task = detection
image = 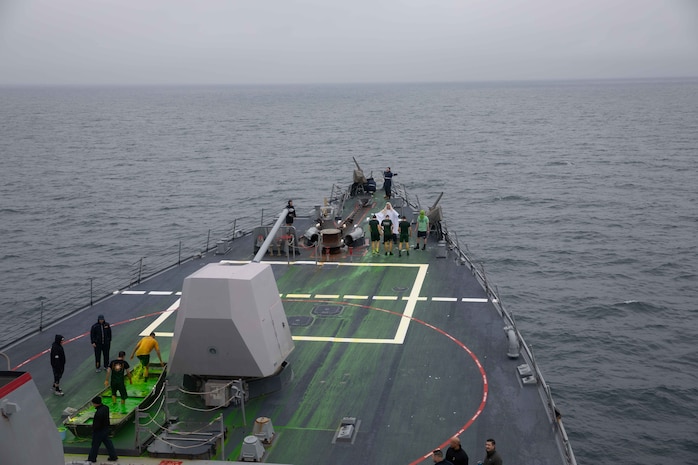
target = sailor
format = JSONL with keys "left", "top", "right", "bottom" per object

{"left": 383, "top": 167, "right": 396, "bottom": 199}
{"left": 105, "top": 350, "right": 132, "bottom": 406}
{"left": 482, "top": 438, "right": 503, "bottom": 465}
{"left": 445, "top": 436, "right": 469, "bottom": 465}
{"left": 130, "top": 332, "right": 164, "bottom": 380}
{"left": 50, "top": 334, "right": 66, "bottom": 396}
{"left": 285, "top": 199, "right": 296, "bottom": 226}
{"left": 368, "top": 214, "right": 381, "bottom": 255}
{"left": 90, "top": 314, "right": 112, "bottom": 372}
{"left": 381, "top": 214, "right": 394, "bottom": 255}
{"left": 431, "top": 448, "right": 454, "bottom": 465}
{"left": 415, "top": 209, "right": 429, "bottom": 250}
{"left": 87, "top": 396, "right": 118, "bottom": 463}
{"left": 398, "top": 215, "right": 411, "bottom": 257}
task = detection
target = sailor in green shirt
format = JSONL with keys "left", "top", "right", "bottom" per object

{"left": 398, "top": 215, "right": 411, "bottom": 257}
{"left": 368, "top": 214, "right": 381, "bottom": 255}
{"left": 415, "top": 209, "right": 429, "bottom": 250}
{"left": 381, "top": 216, "right": 394, "bottom": 255}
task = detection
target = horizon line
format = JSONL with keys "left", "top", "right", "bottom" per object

{"left": 1, "top": 75, "right": 697, "bottom": 89}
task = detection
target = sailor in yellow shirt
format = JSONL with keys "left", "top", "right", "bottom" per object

{"left": 130, "top": 332, "right": 164, "bottom": 379}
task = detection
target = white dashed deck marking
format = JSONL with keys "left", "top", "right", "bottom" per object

{"left": 129, "top": 260, "right": 489, "bottom": 344}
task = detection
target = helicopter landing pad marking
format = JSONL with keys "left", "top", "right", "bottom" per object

{"left": 285, "top": 261, "right": 428, "bottom": 344}
{"left": 129, "top": 261, "right": 488, "bottom": 345}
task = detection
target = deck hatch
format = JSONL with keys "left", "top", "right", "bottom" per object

{"left": 311, "top": 305, "right": 343, "bottom": 316}
{"left": 333, "top": 416, "right": 360, "bottom": 444}
{"left": 288, "top": 316, "right": 314, "bottom": 327}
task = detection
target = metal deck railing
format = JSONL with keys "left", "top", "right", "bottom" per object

{"left": 441, "top": 221, "right": 578, "bottom": 465}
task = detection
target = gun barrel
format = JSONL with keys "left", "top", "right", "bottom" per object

{"left": 430, "top": 192, "right": 444, "bottom": 211}
{"left": 352, "top": 156, "right": 362, "bottom": 171}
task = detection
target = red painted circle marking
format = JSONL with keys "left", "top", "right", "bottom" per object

{"left": 287, "top": 299, "right": 488, "bottom": 465}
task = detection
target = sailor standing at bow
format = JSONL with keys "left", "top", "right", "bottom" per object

{"left": 383, "top": 167, "right": 396, "bottom": 199}
{"left": 285, "top": 199, "right": 296, "bottom": 226}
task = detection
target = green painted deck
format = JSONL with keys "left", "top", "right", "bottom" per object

{"left": 63, "top": 364, "right": 166, "bottom": 437}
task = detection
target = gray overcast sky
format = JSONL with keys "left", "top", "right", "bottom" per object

{"left": 1, "top": 0, "right": 697, "bottom": 85}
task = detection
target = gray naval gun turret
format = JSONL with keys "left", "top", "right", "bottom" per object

{"left": 168, "top": 261, "right": 294, "bottom": 407}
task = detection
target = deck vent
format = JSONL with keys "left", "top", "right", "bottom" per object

{"left": 253, "top": 416, "right": 276, "bottom": 444}
{"left": 312, "top": 305, "right": 343, "bottom": 316}
{"left": 517, "top": 364, "right": 532, "bottom": 377}
{"left": 215, "top": 240, "right": 228, "bottom": 255}
{"left": 504, "top": 326, "right": 520, "bottom": 359}
{"left": 240, "top": 435, "right": 265, "bottom": 462}
{"left": 517, "top": 364, "right": 537, "bottom": 385}
{"left": 333, "top": 416, "right": 360, "bottom": 443}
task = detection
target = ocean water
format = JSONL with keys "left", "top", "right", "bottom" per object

{"left": 1, "top": 79, "right": 697, "bottom": 464}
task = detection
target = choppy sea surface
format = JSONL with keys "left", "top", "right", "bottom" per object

{"left": 1, "top": 79, "right": 697, "bottom": 464}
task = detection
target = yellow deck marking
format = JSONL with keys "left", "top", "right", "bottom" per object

{"left": 372, "top": 295, "right": 398, "bottom": 301}
{"left": 343, "top": 295, "right": 369, "bottom": 300}
{"left": 287, "top": 293, "right": 312, "bottom": 298}
{"left": 315, "top": 294, "right": 340, "bottom": 299}
{"left": 393, "top": 264, "right": 428, "bottom": 344}
{"left": 293, "top": 336, "right": 392, "bottom": 344}
{"left": 138, "top": 298, "right": 179, "bottom": 338}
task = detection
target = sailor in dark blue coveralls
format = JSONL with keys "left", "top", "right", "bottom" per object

{"left": 90, "top": 314, "right": 112, "bottom": 372}
{"left": 87, "top": 396, "right": 118, "bottom": 463}
{"left": 285, "top": 199, "right": 296, "bottom": 225}
{"left": 383, "top": 167, "right": 396, "bottom": 199}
